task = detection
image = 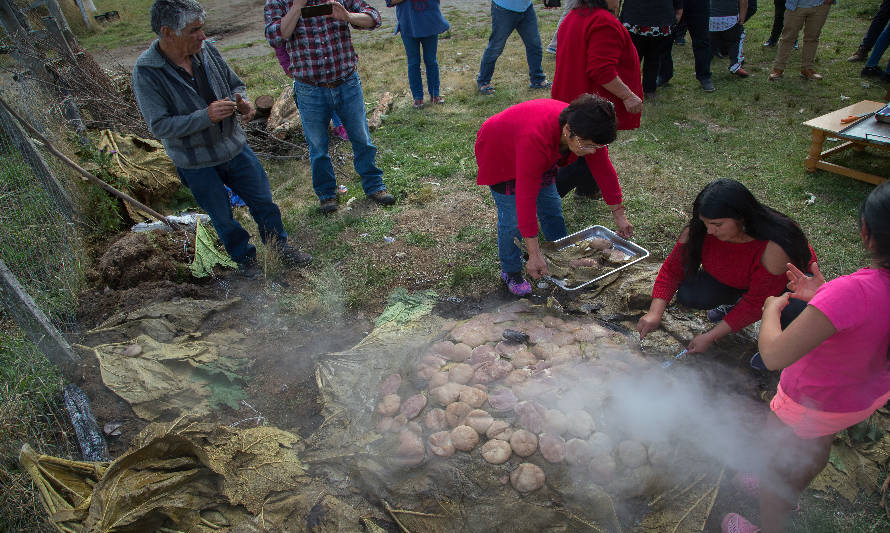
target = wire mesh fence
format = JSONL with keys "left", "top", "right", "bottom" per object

{"left": 0, "top": 85, "right": 85, "bottom": 333}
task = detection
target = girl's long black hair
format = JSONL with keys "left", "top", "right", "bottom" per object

{"left": 685, "top": 179, "right": 811, "bottom": 276}
{"left": 860, "top": 181, "right": 890, "bottom": 271}
{"left": 859, "top": 182, "right": 890, "bottom": 362}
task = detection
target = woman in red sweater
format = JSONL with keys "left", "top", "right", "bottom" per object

{"left": 551, "top": 0, "right": 642, "bottom": 239}
{"left": 636, "top": 179, "right": 815, "bottom": 355}
{"left": 476, "top": 95, "right": 617, "bottom": 296}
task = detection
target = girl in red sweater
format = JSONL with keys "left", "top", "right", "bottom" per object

{"left": 637, "top": 179, "right": 814, "bottom": 354}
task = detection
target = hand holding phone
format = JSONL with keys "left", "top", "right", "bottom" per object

{"left": 301, "top": 3, "right": 333, "bottom": 17}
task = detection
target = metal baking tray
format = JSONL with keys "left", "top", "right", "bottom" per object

{"left": 544, "top": 225, "right": 649, "bottom": 291}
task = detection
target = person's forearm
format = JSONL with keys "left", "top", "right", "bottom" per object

{"left": 757, "top": 307, "right": 783, "bottom": 356}
{"left": 601, "top": 76, "right": 635, "bottom": 101}
{"left": 525, "top": 236, "right": 541, "bottom": 257}
{"left": 348, "top": 12, "right": 375, "bottom": 28}
{"left": 279, "top": 1, "right": 305, "bottom": 40}
{"left": 705, "top": 321, "right": 733, "bottom": 342}
{"left": 648, "top": 297, "right": 668, "bottom": 316}
{"left": 739, "top": 0, "right": 748, "bottom": 23}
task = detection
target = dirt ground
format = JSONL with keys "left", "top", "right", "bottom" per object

{"left": 97, "top": 0, "right": 489, "bottom": 68}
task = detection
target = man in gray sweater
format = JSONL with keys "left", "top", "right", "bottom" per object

{"left": 133, "top": 0, "right": 311, "bottom": 272}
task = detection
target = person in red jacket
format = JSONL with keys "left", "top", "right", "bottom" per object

{"left": 551, "top": 0, "right": 641, "bottom": 238}
{"left": 475, "top": 95, "right": 617, "bottom": 296}
{"left": 637, "top": 179, "right": 816, "bottom": 355}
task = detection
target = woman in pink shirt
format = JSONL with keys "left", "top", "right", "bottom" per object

{"left": 475, "top": 94, "right": 617, "bottom": 296}
{"left": 723, "top": 182, "right": 890, "bottom": 533}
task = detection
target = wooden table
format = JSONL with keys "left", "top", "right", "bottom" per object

{"left": 802, "top": 100, "right": 888, "bottom": 185}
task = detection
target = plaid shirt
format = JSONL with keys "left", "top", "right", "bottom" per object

{"left": 264, "top": 0, "right": 381, "bottom": 84}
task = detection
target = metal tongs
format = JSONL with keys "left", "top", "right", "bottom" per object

{"left": 662, "top": 349, "right": 688, "bottom": 369}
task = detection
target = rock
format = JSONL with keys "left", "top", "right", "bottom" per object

{"left": 428, "top": 431, "right": 455, "bottom": 457}
{"left": 565, "top": 410, "right": 595, "bottom": 438}
{"left": 449, "top": 363, "right": 475, "bottom": 384}
{"left": 429, "top": 382, "right": 463, "bottom": 405}
{"left": 542, "top": 409, "right": 569, "bottom": 435}
{"left": 510, "top": 463, "right": 545, "bottom": 492}
{"left": 423, "top": 408, "right": 447, "bottom": 432}
{"left": 509, "top": 429, "right": 538, "bottom": 457}
{"left": 379, "top": 373, "right": 401, "bottom": 396}
{"left": 565, "top": 438, "right": 594, "bottom": 465}
{"left": 458, "top": 386, "right": 487, "bottom": 408}
{"left": 376, "top": 394, "right": 400, "bottom": 417}
{"left": 487, "top": 386, "right": 518, "bottom": 412}
{"left": 464, "top": 409, "right": 493, "bottom": 434}
{"left": 539, "top": 433, "right": 566, "bottom": 463}
{"left": 617, "top": 440, "right": 648, "bottom": 469}
{"left": 450, "top": 425, "right": 479, "bottom": 452}
{"left": 445, "top": 401, "right": 472, "bottom": 427}
{"left": 396, "top": 429, "right": 425, "bottom": 465}
{"left": 486, "top": 420, "right": 513, "bottom": 441}
{"left": 481, "top": 439, "right": 512, "bottom": 464}
{"left": 399, "top": 394, "right": 427, "bottom": 420}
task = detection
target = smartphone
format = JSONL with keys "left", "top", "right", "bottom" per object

{"left": 301, "top": 3, "right": 333, "bottom": 17}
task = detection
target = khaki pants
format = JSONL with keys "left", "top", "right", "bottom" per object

{"left": 773, "top": 2, "right": 831, "bottom": 71}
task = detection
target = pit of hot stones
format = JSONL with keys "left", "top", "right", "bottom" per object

{"left": 374, "top": 300, "right": 674, "bottom": 499}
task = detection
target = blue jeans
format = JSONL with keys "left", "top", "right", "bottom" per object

{"left": 477, "top": 2, "right": 546, "bottom": 87}
{"left": 865, "top": 22, "right": 890, "bottom": 70}
{"left": 401, "top": 34, "right": 440, "bottom": 100}
{"left": 490, "top": 183, "right": 567, "bottom": 273}
{"left": 293, "top": 72, "right": 386, "bottom": 201}
{"left": 176, "top": 146, "right": 286, "bottom": 264}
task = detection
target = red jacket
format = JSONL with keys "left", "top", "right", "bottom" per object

{"left": 475, "top": 99, "right": 620, "bottom": 238}
{"left": 551, "top": 7, "right": 642, "bottom": 131}
{"left": 653, "top": 235, "right": 817, "bottom": 331}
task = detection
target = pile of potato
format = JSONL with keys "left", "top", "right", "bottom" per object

{"left": 374, "top": 302, "right": 671, "bottom": 496}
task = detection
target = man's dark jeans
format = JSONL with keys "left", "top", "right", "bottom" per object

{"left": 176, "top": 145, "right": 287, "bottom": 264}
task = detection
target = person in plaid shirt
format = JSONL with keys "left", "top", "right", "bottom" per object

{"left": 264, "top": 0, "right": 396, "bottom": 214}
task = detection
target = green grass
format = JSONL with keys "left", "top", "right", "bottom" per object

{"left": 0, "top": 325, "right": 70, "bottom": 533}
{"left": 69, "top": 0, "right": 157, "bottom": 51}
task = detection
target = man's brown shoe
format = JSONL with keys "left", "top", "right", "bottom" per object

{"left": 800, "top": 69, "right": 823, "bottom": 81}
{"left": 319, "top": 197, "right": 338, "bottom": 214}
{"left": 768, "top": 68, "right": 783, "bottom": 81}
{"left": 368, "top": 189, "right": 395, "bottom": 206}
{"left": 848, "top": 46, "right": 868, "bottom": 62}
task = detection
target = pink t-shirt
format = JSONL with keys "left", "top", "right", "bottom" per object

{"left": 779, "top": 267, "right": 890, "bottom": 413}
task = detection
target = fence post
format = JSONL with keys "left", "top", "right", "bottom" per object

{"left": 0, "top": 97, "right": 75, "bottom": 221}
{"left": 0, "top": 259, "right": 80, "bottom": 366}
{"left": 73, "top": 0, "right": 92, "bottom": 30}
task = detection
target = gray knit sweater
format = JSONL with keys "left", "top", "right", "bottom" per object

{"left": 132, "top": 41, "right": 248, "bottom": 169}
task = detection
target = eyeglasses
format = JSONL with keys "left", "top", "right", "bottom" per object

{"left": 569, "top": 132, "right": 605, "bottom": 152}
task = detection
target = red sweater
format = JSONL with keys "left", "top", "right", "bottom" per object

{"left": 551, "top": 7, "right": 642, "bottom": 131}
{"left": 652, "top": 235, "right": 817, "bottom": 331}
{"left": 475, "top": 99, "right": 621, "bottom": 238}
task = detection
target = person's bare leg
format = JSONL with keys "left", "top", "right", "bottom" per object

{"left": 759, "top": 412, "right": 833, "bottom": 533}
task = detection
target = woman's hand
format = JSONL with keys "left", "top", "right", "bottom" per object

{"left": 763, "top": 293, "right": 791, "bottom": 319}
{"left": 636, "top": 311, "right": 662, "bottom": 339}
{"left": 526, "top": 251, "right": 548, "bottom": 279}
{"left": 686, "top": 332, "right": 716, "bottom": 353}
{"left": 786, "top": 262, "right": 825, "bottom": 302}
{"left": 623, "top": 93, "right": 643, "bottom": 114}
{"left": 611, "top": 207, "right": 633, "bottom": 238}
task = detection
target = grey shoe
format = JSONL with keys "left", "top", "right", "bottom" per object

{"left": 700, "top": 78, "right": 716, "bottom": 92}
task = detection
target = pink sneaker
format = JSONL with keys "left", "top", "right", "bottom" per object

{"left": 334, "top": 125, "right": 348, "bottom": 140}
{"left": 721, "top": 513, "right": 760, "bottom": 533}
{"left": 501, "top": 271, "right": 532, "bottom": 296}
